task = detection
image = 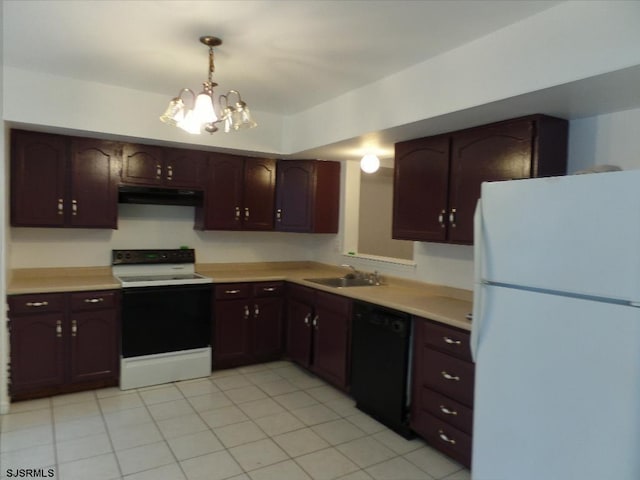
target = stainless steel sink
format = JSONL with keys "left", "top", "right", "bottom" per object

{"left": 304, "top": 277, "right": 376, "bottom": 288}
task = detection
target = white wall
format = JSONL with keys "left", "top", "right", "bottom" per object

{"left": 10, "top": 205, "right": 324, "bottom": 268}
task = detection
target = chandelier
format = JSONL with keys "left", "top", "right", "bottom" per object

{"left": 160, "top": 36, "right": 257, "bottom": 134}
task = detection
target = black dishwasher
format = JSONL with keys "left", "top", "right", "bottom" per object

{"left": 351, "top": 301, "right": 413, "bottom": 438}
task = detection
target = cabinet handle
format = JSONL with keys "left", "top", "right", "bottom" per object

{"left": 441, "top": 371, "right": 461, "bottom": 381}
{"left": 438, "top": 429, "right": 457, "bottom": 445}
{"left": 71, "top": 319, "right": 77, "bottom": 337}
{"left": 443, "top": 336, "right": 462, "bottom": 345}
{"left": 449, "top": 208, "right": 457, "bottom": 228}
{"left": 224, "top": 289, "right": 241, "bottom": 294}
{"left": 235, "top": 206, "right": 241, "bottom": 221}
{"left": 303, "top": 313, "right": 311, "bottom": 326}
{"left": 244, "top": 305, "right": 250, "bottom": 319}
{"left": 438, "top": 209, "right": 446, "bottom": 228}
{"left": 156, "top": 164, "right": 162, "bottom": 179}
{"left": 57, "top": 198, "right": 64, "bottom": 215}
{"left": 84, "top": 297, "right": 104, "bottom": 303}
{"left": 254, "top": 304, "right": 260, "bottom": 317}
{"left": 262, "top": 287, "right": 276, "bottom": 292}
{"left": 244, "top": 207, "right": 250, "bottom": 220}
{"left": 72, "top": 199, "right": 78, "bottom": 216}
{"left": 312, "top": 315, "right": 319, "bottom": 329}
{"left": 26, "top": 301, "right": 49, "bottom": 308}
{"left": 56, "top": 320, "right": 63, "bottom": 338}
{"left": 439, "top": 405, "right": 458, "bottom": 416}
{"left": 276, "top": 209, "right": 282, "bottom": 221}
{"left": 167, "top": 165, "right": 173, "bottom": 180}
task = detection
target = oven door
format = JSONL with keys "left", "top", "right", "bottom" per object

{"left": 121, "top": 284, "right": 211, "bottom": 358}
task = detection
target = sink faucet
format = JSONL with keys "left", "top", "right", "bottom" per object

{"left": 341, "top": 264, "right": 362, "bottom": 279}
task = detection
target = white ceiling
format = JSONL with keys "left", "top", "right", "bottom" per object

{"left": 3, "top": 0, "right": 640, "bottom": 160}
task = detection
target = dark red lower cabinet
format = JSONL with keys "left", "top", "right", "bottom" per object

{"left": 8, "top": 290, "right": 120, "bottom": 400}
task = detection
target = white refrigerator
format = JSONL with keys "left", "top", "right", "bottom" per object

{"left": 471, "top": 170, "right": 640, "bottom": 480}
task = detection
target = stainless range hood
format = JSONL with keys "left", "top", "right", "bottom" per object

{"left": 118, "top": 185, "right": 204, "bottom": 207}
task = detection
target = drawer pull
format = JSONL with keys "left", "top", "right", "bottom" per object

{"left": 26, "top": 301, "right": 49, "bottom": 307}
{"left": 443, "top": 336, "right": 462, "bottom": 345}
{"left": 262, "top": 287, "right": 277, "bottom": 292}
{"left": 303, "top": 313, "right": 311, "bottom": 326}
{"left": 439, "top": 405, "right": 458, "bottom": 416}
{"left": 71, "top": 319, "right": 78, "bottom": 337}
{"left": 441, "top": 371, "right": 460, "bottom": 381}
{"left": 84, "top": 297, "right": 104, "bottom": 303}
{"left": 225, "top": 289, "right": 241, "bottom": 294}
{"left": 56, "top": 320, "right": 63, "bottom": 338}
{"left": 438, "top": 429, "right": 457, "bottom": 445}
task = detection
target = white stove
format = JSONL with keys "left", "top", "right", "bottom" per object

{"left": 112, "top": 249, "right": 213, "bottom": 390}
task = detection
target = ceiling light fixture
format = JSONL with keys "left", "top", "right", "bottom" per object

{"left": 360, "top": 153, "right": 380, "bottom": 173}
{"left": 160, "top": 36, "right": 257, "bottom": 134}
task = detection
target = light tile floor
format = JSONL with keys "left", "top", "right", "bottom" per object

{"left": 0, "top": 361, "right": 471, "bottom": 480}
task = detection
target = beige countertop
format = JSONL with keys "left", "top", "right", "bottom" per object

{"left": 7, "top": 261, "right": 473, "bottom": 331}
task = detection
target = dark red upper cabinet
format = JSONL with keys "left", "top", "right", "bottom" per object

{"left": 243, "top": 158, "right": 276, "bottom": 230}
{"left": 120, "top": 143, "right": 164, "bottom": 186}
{"left": 196, "top": 154, "right": 275, "bottom": 231}
{"left": 11, "top": 130, "right": 118, "bottom": 229}
{"left": 275, "top": 160, "right": 340, "bottom": 233}
{"left": 11, "top": 130, "right": 67, "bottom": 227}
{"left": 121, "top": 143, "right": 204, "bottom": 188}
{"left": 70, "top": 138, "right": 119, "bottom": 228}
{"left": 393, "top": 135, "right": 450, "bottom": 242}
{"left": 393, "top": 115, "right": 568, "bottom": 244}
{"left": 164, "top": 147, "right": 207, "bottom": 188}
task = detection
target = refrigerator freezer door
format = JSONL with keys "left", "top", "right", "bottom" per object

{"left": 479, "top": 170, "right": 640, "bottom": 302}
{"left": 472, "top": 285, "right": 640, "bottom": 480}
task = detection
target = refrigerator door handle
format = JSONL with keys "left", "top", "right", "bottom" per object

{"left": 471, "top": 199, "right": 485, "bottom": 362}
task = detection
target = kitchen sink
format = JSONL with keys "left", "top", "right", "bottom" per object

{"left": 304, "top": 277, "right": 377, "bottom": 288}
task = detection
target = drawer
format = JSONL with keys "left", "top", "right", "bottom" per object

{"left": 413, "top": 412, "right": 472, "bottom": 468}
{"left": 252, "top": 282, "right": 284, "bottom": 298}
{"left": 420, "top": 319, "right": 471, "bottom": 361}
{"left": 421, "top": 348, "right": 475, "bottom": 406}
{"left": 8, "top": 293, "right": 66, "bottom": 315}
{"left": 417, "top": 387, "right": 473, "bottom": 434}
{"left": 215, "top": 283, "right": 251, "bottom": 300}
{"left": 70, "top": 290, "right": 118, "bottom": 311}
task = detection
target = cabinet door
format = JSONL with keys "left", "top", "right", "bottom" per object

{"left": 213, "top": 299, "right": 252, "bottom": 368}
{"left": 393, "top": 135, "right": 450, "bottom": 241}
{"left": 121, "top": 143, "right": 165, "bottom": 185}
{"left": 10, "top": 130, "right": 67, "bottom": 227}
{"left": 312, "top": 293, "right": 351, "bottom": 388}
{"left": 243, "top": 158, "right": 276, "bottom": 230}
{"left": 286, "top": 294, "right": 314, "bottom": 368}
{"left": 69, "top": 309, "right": 119, "bottom": 384}
{"left": 9, "top": 314, "right": 66, "bottom": 394}
{"left": 69, "top": 138, "right": 119, "bottom": 228}
{"left": 448, "top": 120, "right": 533, "bottom": 244}
{"left": 252, "top": 297, "right": 283, "bottom": 361}
{"left": 275, "top": 160, "right": 316, "bottom": 232}
{"left": 203, "top": 154, "right": 245, "bottom": 230}
{"left": 165, "top": 148, "right": 206, "bottom": 188}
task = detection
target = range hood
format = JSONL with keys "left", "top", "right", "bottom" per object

{"left": 118, "top": 185, "right": 204, "bottom": 207}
